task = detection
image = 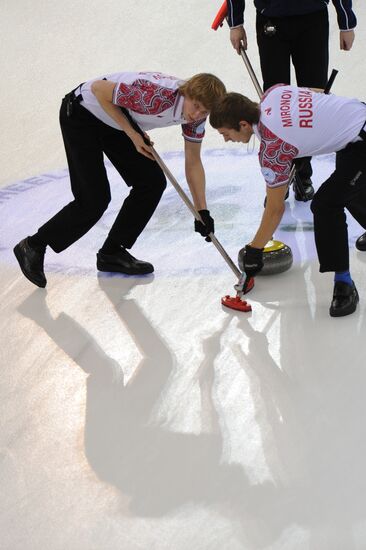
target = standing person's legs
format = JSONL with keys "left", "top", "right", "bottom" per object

{"left": 256, "top": 13, "right": 292, "bottom": 204}
{"left": 292, "top": 10, "right": 329, "bottom": 89}
{"left": 96, "top": 128, "right": 167, "bottom": 274}
{"left": 310, "top": 142, "right": 366, "bottom": 316}
{"left": 291, "top": 9, "right": 329, "bottom": 189}
{"left": 256, "top": 13, "right": 314, "bottom": 201}
{"left": 256, "top": 13, "right": 292, "bottom": 91}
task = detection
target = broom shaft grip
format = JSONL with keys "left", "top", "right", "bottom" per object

{"left": 240, "top": 48, "right": 263, "bottom": 98}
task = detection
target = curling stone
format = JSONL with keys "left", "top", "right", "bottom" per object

{"left": 238, "top": 240, "right": 293, "bottom": 276}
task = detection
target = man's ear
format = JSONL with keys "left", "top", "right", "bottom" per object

{"left": 239, "top": 120, "right": 250, "bottom": 130}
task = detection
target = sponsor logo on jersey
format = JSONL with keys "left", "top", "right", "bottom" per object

{"left": 261, "top": 166, "right": 276, "bottom": 183}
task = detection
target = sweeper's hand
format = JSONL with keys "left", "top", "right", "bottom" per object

{"left": 235, "top": 271, "right": 255, "bottom": 295}
{"left": 243, "top": 245, "right": 264, "bottom": 277}
{"left": 195, "top": 210, "right": 214, "bottom": 242}
{"left": 130, "top": 131, "right": 155, "bottom": 161}
{"left": 340, "top": 30, "right": 355, "bottom": 51}
{"left": 230, "top": 26, "right": 248, "bottom": 54}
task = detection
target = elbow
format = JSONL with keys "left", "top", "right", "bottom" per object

{"left": 91, "top": 80, "right": 109, "bottom": 99}
{"left": 91, "top": 80, "right": 101, "bottom": 96}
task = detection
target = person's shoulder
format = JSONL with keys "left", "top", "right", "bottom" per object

{"left": 134, "top": 71, "right": 181, "bottom": 88}
{"left": 261, "top": 83, "right": 289, "bottom": 102}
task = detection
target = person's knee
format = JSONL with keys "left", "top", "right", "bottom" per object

{"left": 311, "top": 192, "right": 330, "bottom": 216}
{"left": 143, "top": 171, "right": 167, "bottom": 199}
{"left": 84, "top": 193, "right": 111, "bottom": 220}
{"left": 311, "top": 192, "right": 347, "bottom": 227}
{"left": 128, "top": 169, "right": 166, "bottom": 200}
{"left": 154, "top": 172, "right": 167, "bottom": 196}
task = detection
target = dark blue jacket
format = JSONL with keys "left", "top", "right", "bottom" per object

{"left": 227, "top": 0, "right": 357, "bottom": 30}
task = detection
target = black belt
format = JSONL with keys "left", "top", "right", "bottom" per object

{"left": 359, "top": 102, "right": 366, "bottom": 140}
{"left": 359, "top": 120, "right": 366, "bottom": 141}
{"left": 63, "top": 82, "right": 84, "bottom": 117}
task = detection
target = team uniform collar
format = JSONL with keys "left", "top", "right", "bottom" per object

{"left": 252, "top": 123, "right": 260, "bottom": 140}
{"left": 173, "top": 93, "right": 186, "bottom": 122}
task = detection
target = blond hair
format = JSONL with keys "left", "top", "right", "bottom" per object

{"left": 179, "top": 73, "right": 226, "bottom": 111}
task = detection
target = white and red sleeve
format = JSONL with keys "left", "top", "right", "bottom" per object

{"left": 258, "top": 122, "right": 298, "bottom": 188}
{"left": 113, "top": 79, "right": 177, "bottom": 115}
{"left": 181, "top": 119, "right": 206, "bottom": 143}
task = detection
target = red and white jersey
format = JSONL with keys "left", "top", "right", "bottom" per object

{"left": 253, "top": 84, "right": 366, "bottom": 187}
{"left": 78, "top": 71, "right": 206, "bottom": 142}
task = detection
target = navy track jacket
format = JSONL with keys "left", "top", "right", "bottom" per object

{"left": 226, "top": 0, "right": 357, "bottom": 31}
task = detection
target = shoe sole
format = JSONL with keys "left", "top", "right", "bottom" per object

{"left": 13, "top": 245, "right": 47, "bottom": 288}
{"left": 295, "top": 193, "right": 314, "bottom": 202}
{"left": 96, "top": 261, "right": 154, "bottom": 275}
{"left": 329, "top": 289, "right": 359, "bottom": 317}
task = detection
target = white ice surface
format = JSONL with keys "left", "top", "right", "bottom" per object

{"left": 2, "top": 0, "right": 366, "bottom": 547}
{"left": 2, "top": 148, "right": 366, "bottom": 550}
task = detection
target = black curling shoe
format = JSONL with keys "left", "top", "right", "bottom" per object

{"left": 13, "top": 238, "right": 47, "bottom": 288}
{"left": 294, "top": 178, "right": 315, "bottom": 202}
{"left": 329, "top": 281, "right": 359, "bottom": 317}
{"left": 97, "top": 248, "right": 154, "bottom": 275}
{"left": 355, "top": 231, "right": 366, "bottom": 251}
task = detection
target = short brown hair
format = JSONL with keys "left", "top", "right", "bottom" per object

{"left": 209, "top": 92, "right": 260, "bottom": 130}
{"left": 179, "top": 73, "right": 226, "bottom": 111}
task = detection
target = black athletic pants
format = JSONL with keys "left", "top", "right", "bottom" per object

{"left": 256, "top": 9, "right": 329, "bottom": 180}
{"left": 37, "top": 96, "right": 166, "bottom": 253}
{"left": 311, "top": 139, "right": 366, "bottom": 272}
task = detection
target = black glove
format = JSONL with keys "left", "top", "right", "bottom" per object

{"left": 194, "top": 210, "right": 214, "bottom": 242}
{"left": 243, "top": 244, "right": 264, "bottom": 278}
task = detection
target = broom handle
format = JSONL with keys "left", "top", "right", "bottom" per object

{"left": 240, "top": 48, "right": 263, "bottom": 97}
{"left": 150, "top": 146, "right": 241, "bottom": 279}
